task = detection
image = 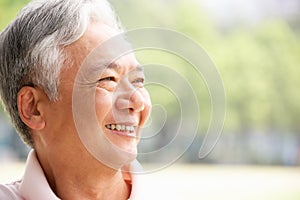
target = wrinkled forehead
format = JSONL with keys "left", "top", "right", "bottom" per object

{"left": 108, "top": 53, "right": 142, "bottom": 74}
{"left": 82, "top": 33, "right": 140, "bottom": 73}
{"left": 75, "top": 49, "right": 142, "bottom": 85}
{"left": 64, "top": 22, "right": 133, "bottom": 68}
{"left": 85, "top": 51, "right": 140, "bottom": 73}
{"left": 68, "top": 22, "right": 142, "bottom": 80}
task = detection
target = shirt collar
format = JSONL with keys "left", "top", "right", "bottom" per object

{"left": 19, "top": 150, "right": 144, "bottom": 200}
{"left": 19, "top": 150, "right": 59, "bottom": 200}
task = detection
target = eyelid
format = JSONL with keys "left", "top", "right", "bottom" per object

{"left": 132, "top": 77, "right": 145, "bottom": 88}
{"left": 98, "top": 76, "right": 116, "bottom": 82}
{"left": 133, "top": 77, "right": 144, "bottom": 83}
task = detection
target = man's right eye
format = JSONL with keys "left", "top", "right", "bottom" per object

{"left": 98, "top": 77, "right": 115, "bottom": 82}
{"left": 97, "top": 76, "right": 117, "bottom": 91}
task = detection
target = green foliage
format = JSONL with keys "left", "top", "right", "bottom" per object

{"left": 1, "top": 0, "right": 299, "bottom": 133}
{"left": 0, "top": 0, "right": 28, "bottom": 115}
{"left": 0, "top": 0, "right": 30, "bottom": 28}
{"left": 214, "top": 20, "right": 300, "bottom": 132}
{"left": 114, "top": 0, "right": 300, "bottom": 133}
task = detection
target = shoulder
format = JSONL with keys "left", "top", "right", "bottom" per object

{"left": 0, "top": 180, "right": 23, "bottom": 200}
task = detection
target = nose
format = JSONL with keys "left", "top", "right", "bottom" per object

{"left": 115, "top": 87, "right": 145, "bottom": 113}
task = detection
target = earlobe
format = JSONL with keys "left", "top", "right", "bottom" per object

{"left": 18, "top": 87, "right": 46, "bottom": 130}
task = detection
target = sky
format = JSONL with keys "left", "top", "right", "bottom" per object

{"left": 198, "top": 0, "right": 300, "bottom": 27}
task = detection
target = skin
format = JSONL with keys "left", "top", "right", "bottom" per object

{"left": 17, "top": 21, "right": 151, "bottom": 199}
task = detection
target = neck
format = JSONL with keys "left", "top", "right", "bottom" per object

{"left": 36, "top": 148, "right": 131, "bottom": 200}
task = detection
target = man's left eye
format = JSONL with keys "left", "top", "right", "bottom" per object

{"left": 132, "top": 78, "right": 144, "bottom": 86}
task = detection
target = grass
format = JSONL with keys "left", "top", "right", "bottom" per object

{"left": 141, "top": 164, "right": 300, "bottom": 200}
{"left": 0, "top": 162, "right": 299, "bottom": 200}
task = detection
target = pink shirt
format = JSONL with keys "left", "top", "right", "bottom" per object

{"left": 0, "top": 150, "right": 146, "bottom": 200}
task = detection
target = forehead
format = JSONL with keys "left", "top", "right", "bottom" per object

{"left": 62, "top": 23, "right": 142, "bottom": 83}
{"left": 107, "top": 54, "right": 142, "bottom": 74}
{"left": 64, "top": 21, "right": 141, "bottom": 74}
{"left": 80, "top": 51, "right": 142, "bottom": 79}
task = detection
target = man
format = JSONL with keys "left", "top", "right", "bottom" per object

{"left": 0, "top": 0, "right": 151, "bottom": 199}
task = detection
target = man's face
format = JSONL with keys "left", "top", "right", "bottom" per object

{"left": 44, "top": 22, "right": 151, "bottom": 166}
{"left": 94, "top": 56, "right": 151, "bottom": 152}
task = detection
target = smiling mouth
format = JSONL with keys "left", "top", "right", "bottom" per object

{"left": 105, "top": 124, "right": 137, "bottom": 137}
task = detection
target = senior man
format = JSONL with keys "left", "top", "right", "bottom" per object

{"left": 0, "top": 0, "right": 151, "bottom": 199}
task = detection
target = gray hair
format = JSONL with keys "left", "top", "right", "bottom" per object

{"left": 0, "top": 0, "right": 122, "bottom": 147}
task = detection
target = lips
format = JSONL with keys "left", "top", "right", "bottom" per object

{"left": 105, "top": 124, "right": 137, "bottom": 138}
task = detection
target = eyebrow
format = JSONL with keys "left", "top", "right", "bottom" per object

{"left": 134, "top": 65, "right": 144, "bottom": 72}
{"left": 107, "top": 62, "right": 144, "bottom": 72}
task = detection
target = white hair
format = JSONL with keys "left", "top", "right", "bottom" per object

{"left": 0, "top": 0, "right": 122, "bottom": 147}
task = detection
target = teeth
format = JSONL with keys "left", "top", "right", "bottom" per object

{"left": 116, "top": 124, "right": 121, "bottom": 131}
{"left": 106, "top": 124, "right": 136, "bottom": 132}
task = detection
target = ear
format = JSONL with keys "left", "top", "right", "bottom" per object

{"left": 17, "top": 86, "right": 46, "bottom": 130}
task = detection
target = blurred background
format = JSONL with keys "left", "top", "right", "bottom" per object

{"left": 0, "top": 0, "right": 300, "bottom": 199}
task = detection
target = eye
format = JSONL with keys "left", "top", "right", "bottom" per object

{"left": 97, "top": 76, "right": 117, "bottom": 91}
{"left": 98, "top": 76, "right": 116, "bottom": 82}
{"left": 132, "top": 78, "right": 145, "bottom": 87}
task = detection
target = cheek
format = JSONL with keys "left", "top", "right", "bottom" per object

{"left": 141, "top": 89, "right": 152, "bottom": 124}
{"left": 95, "top": 89, "right": 113, "bottom": 122}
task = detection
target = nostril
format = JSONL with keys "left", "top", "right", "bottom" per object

{"left": 131, "top": 103, "right": 144, "bottom": 113}
{"left": 115, "top": 90, "right": 145, "bottom": 112}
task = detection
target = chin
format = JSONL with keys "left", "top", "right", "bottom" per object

{"left": 112, "top": 145, "right": 138, "bottom": 166}
{"left": 104, "top": 132, "right": 139, "bottom": 163}
{"left": 111, "top": 138, "right": 138, "bottom": 156}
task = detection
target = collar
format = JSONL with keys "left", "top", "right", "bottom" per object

{"left": 19, "top": 150, "right": 59, "bottom": 200}
{"left": 19, "top": 150, "right": 144, "bottom": 200}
